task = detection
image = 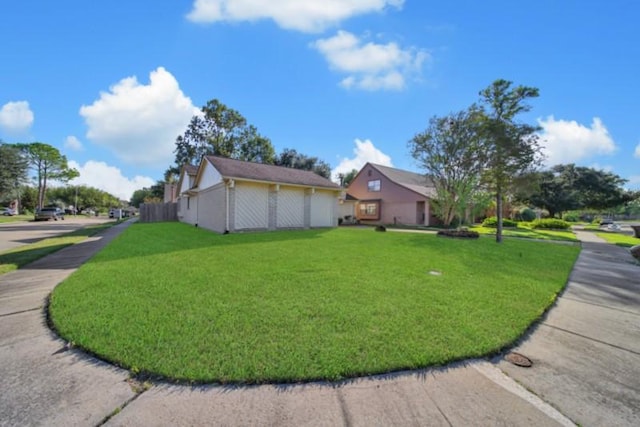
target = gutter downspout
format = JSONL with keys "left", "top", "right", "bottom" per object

{"left": 225, "top": 179, "right": 234, "bottom": 233}
{"left": 226, "top": 183, "right": 229, "bottom": 232}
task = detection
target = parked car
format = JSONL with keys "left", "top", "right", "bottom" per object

{"left": 2, "top": 207, "right": 17, "bottom": 216}
{"left": 599, "top": 218, "right": 614, "bottom": 226}
{"left": 34, "top": 207, "right": 65, "bottom": 221}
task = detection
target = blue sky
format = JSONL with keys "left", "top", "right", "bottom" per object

{"left": 1, "top": 1, "right": 639, "bottom": 200}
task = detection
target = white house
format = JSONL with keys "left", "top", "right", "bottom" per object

{"left": 176, "top": 156, "right": 342, "bottom": 233}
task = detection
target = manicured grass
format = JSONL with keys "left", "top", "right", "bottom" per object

{"left": 0, "top": 223, "right": 117, "bottom": 275}
{"left": 595, "top": 231, "right": 640, "bottom": 248}
{"left": 0, "top": 214, "right": 32, "bottom": 223}
{"left": 50, "top": 224, "right": 580, "bottom": 384}
{"left": 470, "top": 224, "right": 577, "bottom": 242}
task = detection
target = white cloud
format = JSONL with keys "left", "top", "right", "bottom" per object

{"left": 68, "top": 160, "right": 155, "bottom": 201}
{"left": 537, "top": 116, "right": 616, "bottom": 166}
{"left": 186, "top": 0, "right": 404, "bottom": 33}
{"left": 634, "top": 143, "right": 640, "bottom": 158}
{"left": 312, "top": 31, "right": 428, "bottom": 91}
{"left": 79, "top": 67, "right": 199, "bottom": 166}
{"left": 627, "top": 175, "right": 640, "bottom": 189}
{"left": 64, "top": 135, "right": 83, "bottom": 151}
{"left": 332, "top": 138, "right": 393, "bottom": 181}
{"left": 0, "top": 101, "right": 34, "bottom": 134}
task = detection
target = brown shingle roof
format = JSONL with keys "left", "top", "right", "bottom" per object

{"left": 184, "top": 164, "right": 198, "bottom": 176}
{"left": 205, "top": 156, "right": 340, "bottom": 189}
{"left": 369, "top": 163, "right": 436, "bottom": 198}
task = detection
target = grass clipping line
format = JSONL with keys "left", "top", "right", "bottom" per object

{"left": 49, "top": 223, "right": 580, "bottom": 384}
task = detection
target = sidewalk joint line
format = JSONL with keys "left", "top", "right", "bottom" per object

{"left": 561, "top": 296, "right": 640, "bottom": 318}
{"left": 0, "top": 307, "right": 40, "bottom": 317}
{"left": 95, "top": 386, "right": 148, "bottom": 427}
{"left": 542, "top": 323, "right": 640, "bottom": 356}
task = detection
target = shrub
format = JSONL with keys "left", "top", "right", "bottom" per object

{"left": 481, "top": 216, "right": 518, "bottom": 228}
{"left": 519, "top": 208, "right": 537, "bottom": 222}
{"left": 562, "top": 213, "right": 579, "bottom": 222}
{"left": 531, "top": 218, "right": 571, "bottom": 230}
{"left": 437, "top": 229, "right": 480, "bottom": 239}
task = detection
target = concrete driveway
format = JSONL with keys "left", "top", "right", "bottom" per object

{"left": 0, "top": 216, "right": 113, "bottom": 252}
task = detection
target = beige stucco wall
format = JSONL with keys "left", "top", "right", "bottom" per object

{"left": 177, "top": 195, "right": 199, "bottom": 226}
{"left": 200, "top": 161, "right": 223, "bottom": 190}
{"left": 197, "top": 184, "right": 226, "bottom": 233}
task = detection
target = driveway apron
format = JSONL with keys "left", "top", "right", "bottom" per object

{"left": 0, "top": 221, "right": 137, "bottom": 427}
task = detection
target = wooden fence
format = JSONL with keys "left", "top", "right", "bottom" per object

{"left": 139, "top": 203, "right": 178, "bottom": 223}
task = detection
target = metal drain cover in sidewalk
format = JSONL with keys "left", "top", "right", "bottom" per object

{"left": 505, "top": 352, "right": 533, "bottom": 367}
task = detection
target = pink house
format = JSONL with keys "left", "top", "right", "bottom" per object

{"left": 346, "top": 163, "right": 438, "bottom": 226}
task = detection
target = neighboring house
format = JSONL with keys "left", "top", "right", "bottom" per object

{"left": 176, "top": 164, "right": 199, "bottom": 224}
{"left": 176, "top": 156, "right": 341, "bottom": 233}
{"left": 346, "top": 163, "right": 438, "bottom": 226}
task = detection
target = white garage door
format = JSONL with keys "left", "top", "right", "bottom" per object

{"left": 310, "top": 191, "right": 336, "bottom": 227}
{"left": 235, "top": 183, "right": 268, "bottom": 229}
{"left": 277, "top": 188, "right": 304, "bottom": 228}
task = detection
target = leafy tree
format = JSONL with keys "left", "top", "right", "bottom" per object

{"left": 0, "top": 142, "right": 29, "bottom": 202}
{"left": 478, "top": 79, "right": 543, "bottom": 242}
{"left": 523, "top": 164, "right": 629, "bottom": 217}
{"left": 409, "top": 108, "right": 485, "bottom": 227}
{"left": 130, "top": 181, "right": 166, "bottom": 207}
{"left": 19, "top": 185, "right": 38, "bottom": 213}
{"left": 16, "top": 142, "right": 79, "bottom": 209}
{"left": 338, "top": 169, "right": 358, "bottom": 187}
{"left": 173, "top": 99, "right": 275, "bottom": 167}
{"left": 274, "top": 148, "right": 331, "bottom": 179}
{"left": 130, "top": 188, "right": 153, "bottom": 208}
{"left": 47, "top": 185, "right": 120, "bottom": 211}
{"left": 522, "top": 170, "right": 578, "bottom": 218}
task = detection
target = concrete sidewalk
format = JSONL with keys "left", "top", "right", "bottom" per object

{"left": 496, "top": 230, "right": 640, "bottom": 426}
{"left": 1, "top": 224, "right": 638, "bottom": 426}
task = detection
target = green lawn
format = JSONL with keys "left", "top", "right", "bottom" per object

{"left": 50, "top": 223, "right": 580, "bottom": 384}
{"left": 0, "top": 214, "right": 32, "bottom": 223}
{"left": 470, "top": 224, "right": 577, "bottom": 242}
{"left": 595, "top": 231, "right": 640, "bottom": 248}
{"left": 0, "top": 223, "right": 117, "bottom": 275}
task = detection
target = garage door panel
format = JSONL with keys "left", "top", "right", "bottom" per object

{"left": 277, "top": 189, "right": 304, "bottom": 227}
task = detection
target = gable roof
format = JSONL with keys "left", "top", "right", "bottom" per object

{"left": 183, "top": 164, "right": 198, "bottom": 176}
{"left": 176, "top": 164, "right": 198, "bottom": 194}
{"left": 368, "top": 163, "right": 436, "bottom": 198}
{"left": 205, "top": 156, "right": 340, "bottom": 189}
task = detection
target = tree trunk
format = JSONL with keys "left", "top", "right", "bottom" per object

{"left": 496, "top": 188, "right": 503, "bottom": 243}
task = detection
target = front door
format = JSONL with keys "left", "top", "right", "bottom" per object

{"left": 416, "top": 201, "right": 425, "bottom": 225}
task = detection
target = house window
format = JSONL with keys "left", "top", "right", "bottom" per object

{"left": 358, "top": 201, "right": 380, "bottom": 220}
{"left": 367, "top": 179, "right": 381, "bottom": 192}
